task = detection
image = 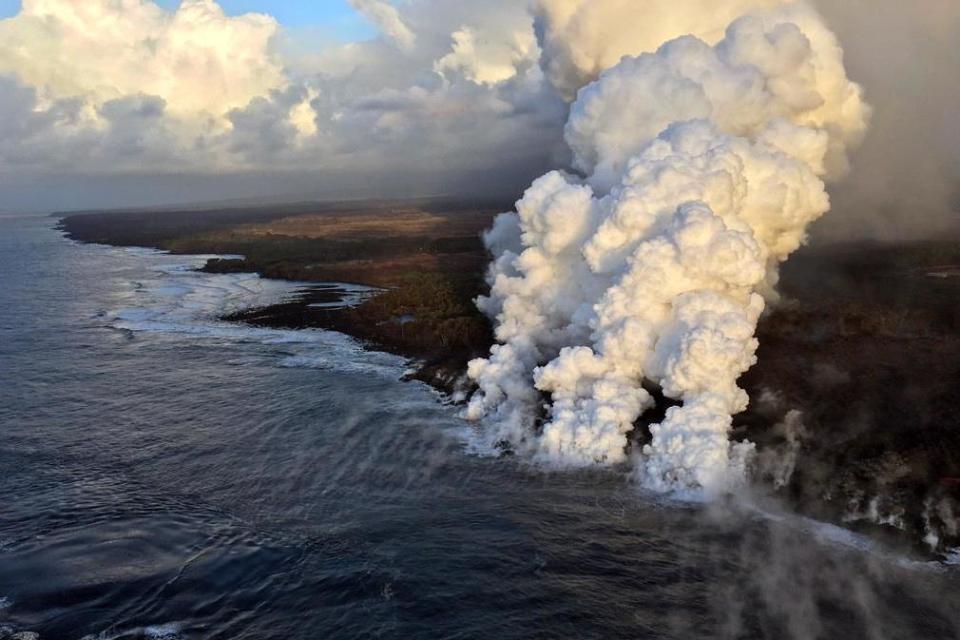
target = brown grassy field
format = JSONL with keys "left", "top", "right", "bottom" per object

{"left": 236, "top": 208, "right": 491, "bottom": 241}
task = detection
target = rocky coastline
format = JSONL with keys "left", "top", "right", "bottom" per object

{"left": 58, "top": 203, "right": 960, "bottom": 555}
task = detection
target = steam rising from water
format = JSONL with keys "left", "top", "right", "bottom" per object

{"left": 466, "top": 1, "right": 869, "bottom": 495}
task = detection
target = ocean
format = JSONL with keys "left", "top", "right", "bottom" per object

{"left": 2, "top": 214, "right": 960, "bottom": 639}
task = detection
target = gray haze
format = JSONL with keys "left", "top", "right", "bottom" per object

{"left": 814, "top": 0, "right": 960, "bottom": 240}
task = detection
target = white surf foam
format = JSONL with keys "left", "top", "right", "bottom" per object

{"left": 103, "top": 246, "right": 407, "bottom": 377}
{"left": 307, "top": 283, "right": 381, "bottom": 309}
{"left": 143, "top": 623, "right": 183, "bottom": 640}
{"left": 79, "top": 621, "right": 183, "bottom": 640}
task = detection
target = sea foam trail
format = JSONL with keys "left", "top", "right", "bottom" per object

{"left": 466, "top": 0, "right": 869, "bottom": 495}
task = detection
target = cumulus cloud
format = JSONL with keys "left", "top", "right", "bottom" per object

{"left": 0, "top": 0, "right": 567, "bottom": 189}
{"left": 0, "top": 0, "right": 284, "bottom": 119}
{"left": 435, "top": 26, "right": 538, "bottom": 85}
{"left": 348, "top": 0, "right": 416, "bottom": 52}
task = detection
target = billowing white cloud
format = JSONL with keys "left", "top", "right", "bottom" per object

{"left": 435, "top": 26, "right": 538, "bottom": 85}
{"left": 0, "top": 0, "right": 566, "bottom": 180}
{"left": 348, "top": 0, "right": 416, "bottom": 52}
{"left": 0, "top": 0, "right": 285, "bottom": 119}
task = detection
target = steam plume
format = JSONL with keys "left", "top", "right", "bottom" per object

{"left": 466, "top": 1, "right": 869, "bottom": 495}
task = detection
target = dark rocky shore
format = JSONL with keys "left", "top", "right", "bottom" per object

{"left": 220, "top": 283, "right": 487, "bottom": 395}
{"left": 58, "top": 202, "right": 960, "bottom": 554}
{"left": 58, "top": 199, "right": 502, "bottom": 390}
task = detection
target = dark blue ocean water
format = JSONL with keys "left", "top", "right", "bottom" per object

{"left": 2, "top": 214, "right": 960, "bottom": 640}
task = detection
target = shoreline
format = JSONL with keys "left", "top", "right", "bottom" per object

{"left": 183, "top": 248, "right": 960, "bottom": 558}
{"left": 219, "top": 282, "right": 476, "bottom": 395}
{"left": 55, "top": 205, "right": 960, "bottom": 555}
{"left": 54, "top": 202, "right": 498, "bottom": 393}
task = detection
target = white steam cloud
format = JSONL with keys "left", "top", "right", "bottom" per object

{"left": 465, "top": 1, "right": 869, "bottom": 495}
{"left": 534, "top": 0, "right": 783, "bottom": 100}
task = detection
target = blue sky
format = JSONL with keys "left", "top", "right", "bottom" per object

{"left": 0, "top": 0, "right": 377, "bottom": 41}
